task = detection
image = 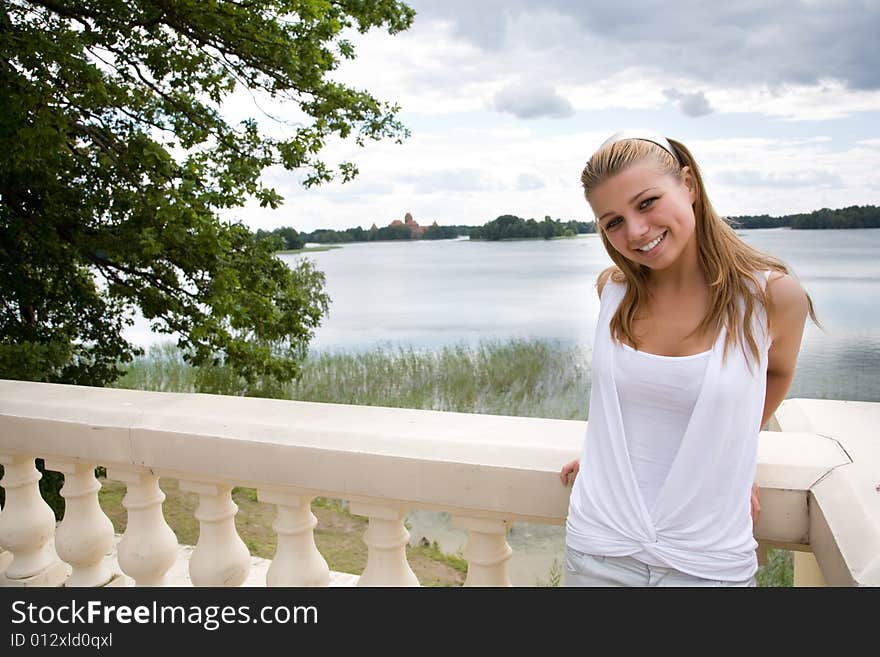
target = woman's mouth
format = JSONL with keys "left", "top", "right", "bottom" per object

{"left": 635, "top": 230, "right": 667, "bottom": 254}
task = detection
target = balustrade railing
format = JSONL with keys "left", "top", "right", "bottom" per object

{"left": 1, "top": 380, "right": 877, "bottom": 587}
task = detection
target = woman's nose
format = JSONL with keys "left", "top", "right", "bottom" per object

{"left": 625, "top": 214, "right": 650, "bottom": 242}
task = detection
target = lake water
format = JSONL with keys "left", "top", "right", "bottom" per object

{"left": 126, "top": 228, "right": 880, "bottom": 584}
{"left": 284, "top": 228, "right": 880, "bottom": 403}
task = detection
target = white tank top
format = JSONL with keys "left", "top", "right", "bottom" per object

{"left": 566, "top": 273, "right": 771, "bottom": 581}
{"left": 615, "top": 344, "right": 710, "bottom": 513}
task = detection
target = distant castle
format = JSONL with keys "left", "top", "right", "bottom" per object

{"left": 370, "top": 212, "right": 438, "bottom": 237}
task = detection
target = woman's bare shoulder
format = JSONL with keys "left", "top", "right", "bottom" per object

{"left": 596, "top": 266, "right": 621, "bottom": 298}
{"left": 766, "top": 271, "right": 806, "bottom": 307}
{"left": 765, "top": 271, "right": 810, "bottom": 338}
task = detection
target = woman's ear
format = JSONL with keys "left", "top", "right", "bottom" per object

{"left": 681, "top": 166, "right": 696, "bottom": 204}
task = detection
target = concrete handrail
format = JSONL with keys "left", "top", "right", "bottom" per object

{"left": 0, "top": 380, "right": 877, "bottom": 585}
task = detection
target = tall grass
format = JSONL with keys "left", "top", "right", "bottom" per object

{"left": 114, "top": 339, "right": 592, "bottom": 419}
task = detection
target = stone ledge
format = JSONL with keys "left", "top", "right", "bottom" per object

{"left": 106, "top": 536, "right": 361, "bottom": 587}
{"left": 0, "top": 539, "right": 360, "bottom": 588}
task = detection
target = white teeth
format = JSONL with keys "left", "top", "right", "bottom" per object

{"left": 636, "top": 232, "right": 665, "bottom": 252}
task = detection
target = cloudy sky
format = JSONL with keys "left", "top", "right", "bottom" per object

{"left": 229, "top": 0, "right": 880, "bottom": 233}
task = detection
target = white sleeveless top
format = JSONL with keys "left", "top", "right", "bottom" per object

{"left": 616, "top": 343, "right": 710, "bottom": 513}
{"left": 566, "top": 273, "right": 771, "bottom": 581}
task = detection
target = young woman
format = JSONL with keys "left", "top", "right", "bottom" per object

{"left": 559, "top": 130, "right": 815, "bottom": 586}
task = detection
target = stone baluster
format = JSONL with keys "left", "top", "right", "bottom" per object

{"left": 179, "top": 481, "right": 250, "bottom": 587}
{"left": 44, "top": 460, "right": 120, "bottom": 587}
{"left": 0, "top": 485, "right": 10, "bottom": 575}
{"left": 0, "top": 453, "right": 68, "bottom": 586}
{"left": 350, "top": 502, "right": 419, "bottom": 586}
{"left": 452, "top": 516, "right": 512, "bottom": 587}
{"left": 107, "top": 468, "right": 178, "bottom": 586}
{"left": 257, "top": 490, "right": 329, "bottom": 587}
{"left": 0, "top": 548, "right": 11, "bottom": 576}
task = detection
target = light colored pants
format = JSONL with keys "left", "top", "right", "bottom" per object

{"left": 563, "top": 545, "right": 756, "bottom": 587}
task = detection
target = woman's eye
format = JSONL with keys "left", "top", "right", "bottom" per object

{"left": 606, "top": 217, "right": 622, "bottom": 230}
{"left": 639, "top": 197, "right": 657, "bottom": 210}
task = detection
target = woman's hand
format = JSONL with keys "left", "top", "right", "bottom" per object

{"left": 560, "top": 459, "right": 580, "bottom": 486}
{"left": 751, "top": 482, "right": 761, "bottom": 530}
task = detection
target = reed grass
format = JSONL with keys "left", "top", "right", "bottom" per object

{"left": 114, "top": 338, "right": 592, "bottom": 419}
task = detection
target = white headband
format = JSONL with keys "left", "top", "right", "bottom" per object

{"left": 597, "top": 130, "right": 679, "bottom": 163}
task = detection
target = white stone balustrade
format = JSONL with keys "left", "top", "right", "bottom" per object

{"left": 106, "top": 467, "right": 178, "bottom": 587}
{"left": 180, "top": 480, "right": 250, "bottom": 587}
{"left": 452, "top": 516, "right": 512, "bottom": 587}
{"left": 0, "top": 549, "right": 11, "bottom": 575}
{"left": 258, "top": 490, "right": 329, "bottom": 587}
{"left": 0, "top": 453, "right": 68, "bottom": 586}
{"left": 44, "top": 459, "right": 118, "bottom": 587}
{"left": 351, "top": 503, "right": 419, "bottom": 587}
{"left": 0, "top": 379, "right": 878, "bottom": 587}
{"left": 764, "top": 399, "right": 880, "bottom": 586}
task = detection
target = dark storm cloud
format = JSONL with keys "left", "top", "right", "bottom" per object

{"left": 407, "top": 0, "right": 880, "bottom": 91}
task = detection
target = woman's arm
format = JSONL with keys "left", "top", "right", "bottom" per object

{"left": 560, "top": 459, "right": 579, "bottom": 486}
{"left": 753, "top": 273, "right": 810, "bottom": 529}
{"left": 751, "top": 272, "right": 810, "bottom": 529}
{"left": 761, "top": 272, "right": 811, "bottom": 427}
{"left": 559, "top": 269, "right": 616, "bottom": 486}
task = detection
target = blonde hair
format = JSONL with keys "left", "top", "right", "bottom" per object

{"left": 581, "top": 137, "right": 817, "bottom": 367}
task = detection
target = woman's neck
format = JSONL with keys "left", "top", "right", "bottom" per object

{"left": 646, "top": 234, "right": 704, "bottom": 294}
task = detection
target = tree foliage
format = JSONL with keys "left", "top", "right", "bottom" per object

{"left": 788, "top": 205, "right": 880, "bottom": 229}
{"left": 0, "top": 0, "right": 415, "bottom": 387}
{"left": 421, "top": 224, "right": 461, "bottom": 240}
{"left": 254, "top": 226, "right": 304, "bottom": 251}
{"left": 469, "top": 215, "right": 595, "bottom": 240}
{"left": 728, "top": 205, "right": 880, "bottom": 229}
{"left": 254, "top": 221, "right": 468, "bottom": 247}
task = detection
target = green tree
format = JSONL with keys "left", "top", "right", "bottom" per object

{"left": 1, "top": 0, "right": 415, "bottom": 388}
{"left": 368, "top": 224, "right": 409, "bottom": 241}
{"left": 422, "top": 224, "right": 458, "bottom": 240}
{"left": 275, "top": 227, "right": 304, "bottom": 251}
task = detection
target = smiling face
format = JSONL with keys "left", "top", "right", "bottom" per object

{"left": 588, "top": 163, "right": 697, "bottom": 271}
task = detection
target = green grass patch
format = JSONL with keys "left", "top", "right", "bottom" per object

{"left": 756, "top": 548, "right": 793, "bottom": 587}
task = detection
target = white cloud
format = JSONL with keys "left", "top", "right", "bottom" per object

{"left": 710, "top": 80, "right": 880, "bottom": 121}
{"left": 717, "top": 170, "right": 844, "bottom": 190}
{"left": 694, "top": 137, "right": 880, "bottom": 216}
{"left": 408, "top": 1, "right": 880, "bottom": 91}
{"left": 663, "top": 89, "right": 714, "bottom": 117}
{"left": 231, "top": 129, "right": 880, "bottom": 232}
{"left": 492, "top": 80, "right": 575, "bottom": 119}
{"left": 213, "top": 2, "right": 880, "bottom": 233}
{"left": 400, "top": 168, "right": 495, "bottom": 193}
{"left": 516, "top": 173, "right": 546, "bottom": 190}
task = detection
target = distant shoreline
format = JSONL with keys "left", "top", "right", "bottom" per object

{"left": 276, "top": 245, "right": 343, "bottom": 254}
{"left": 282, "top": 226, "right": 878, "bottom": 250}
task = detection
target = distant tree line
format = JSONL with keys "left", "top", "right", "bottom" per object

{"left": 725, "top": 214, "right": 789, "bottom": 229}
{"left": 469, "top": 215, "right": 596, "bottom": 241}
{"left": 253, "top": 223, "right": 473, "bottom": 249}
{"left": 253, "top": 205, "right": 879, "bottom": 252}
{"left": 728, "top": 204, "right": 880, "bottom": 229}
